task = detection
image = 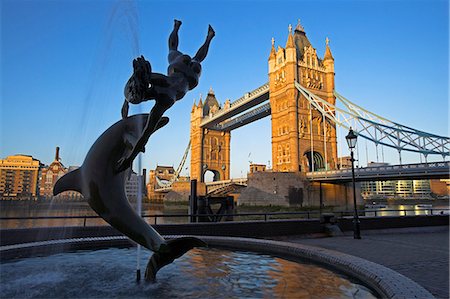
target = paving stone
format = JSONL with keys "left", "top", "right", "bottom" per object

{"left": 282, "top": 226, "right": 448, "bottom": 298}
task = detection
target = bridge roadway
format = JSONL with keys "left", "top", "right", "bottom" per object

{"left": 306, "top": 161, "right": 450, "bottom": 183}
{"left": 154, "top": 162, "right": 448, "bottom": 193}
{"left": 204, "top": 162, "right": 449, "bottom": 191}
{"left": 200, "top": 83, "right": 269, "bottom": 130}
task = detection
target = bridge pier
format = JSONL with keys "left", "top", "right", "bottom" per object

{"left": 237, "top": 172, "right": 363, "bottom": 209}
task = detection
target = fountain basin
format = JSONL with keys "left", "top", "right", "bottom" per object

{"left": 1, "top": 247, "right": 376, "bottom": 298}
{"left": 1, "top": 235, "right": 434, "bottom": 298}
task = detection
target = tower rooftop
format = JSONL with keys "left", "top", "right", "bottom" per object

{"left": 203, "top": 88, "right": 220, "bottom": 116}
{"left": 293, "top": 19, "right": 312, "bottom": 60}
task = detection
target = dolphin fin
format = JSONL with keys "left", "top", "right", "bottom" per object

{"left": 156, "top": 117, "right": 169, "bottom": 131}
{"left": 53, "top": 168, "right": 82, "bottom": 196}
{"left": 144, "top": 237, "right": 207, "bottom": 281}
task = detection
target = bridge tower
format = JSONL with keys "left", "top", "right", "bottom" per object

{"left": 269, "top": 20, "right": 338, "bottom": 172}
{"left": 190, "top": 88, "right": 231, "bottom": 182}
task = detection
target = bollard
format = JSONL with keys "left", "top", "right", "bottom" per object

{"left": 190, "top": 180, "right": 198, "bottom": 223}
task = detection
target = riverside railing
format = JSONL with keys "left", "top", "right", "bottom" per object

{"left": 1, "top": 208, "right": 448, "bottom": 228}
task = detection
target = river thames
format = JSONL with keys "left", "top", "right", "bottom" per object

{"left": 0, "top": 200, "right": 448, "bottom": 229}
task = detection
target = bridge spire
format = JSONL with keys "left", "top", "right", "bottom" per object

{"left": 270, "top": 37, "right": 276, "bottom": 58}
{"left": 295, "top": 19, "right": 305, "bottom": 33}
{"left": 286, "top": 25, "right": 294, "bottom": 48}
{"left": 324, "top": 37, "right": 334, "bottom": 61}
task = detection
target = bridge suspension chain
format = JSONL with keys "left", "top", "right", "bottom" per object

{"left": 295, "top": 82, "right": 449, "bottom": 157}
{"left": 155, "top": 140, "right": 191, "bottom": 188}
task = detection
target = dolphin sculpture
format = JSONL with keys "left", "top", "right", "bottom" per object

{"left": 53, "top": 113, "right": 206, "bottom": 280}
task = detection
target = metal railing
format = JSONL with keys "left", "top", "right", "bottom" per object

{"left": 1, "top": 208, "right": 448, "bottom": 228}
{"left": 306, "top": 161, "right": 450, "bottom": 181}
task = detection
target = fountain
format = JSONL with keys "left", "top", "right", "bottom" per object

{"left": 0, "top": 18, "right": 434, "bottom": 299}
{"left": 53, "top": 19, "right": 214, "bottom": 280}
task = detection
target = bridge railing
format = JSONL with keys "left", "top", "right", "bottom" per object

{"left": 1, "top": 208, "right": 448, "bottom": 228}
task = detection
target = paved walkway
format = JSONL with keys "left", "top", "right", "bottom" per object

{"left": 276, "top": 226, "right": 449, "bottom": 298}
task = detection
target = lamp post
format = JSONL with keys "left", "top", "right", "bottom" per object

{"left": 346, "top": 127, "right": 361, "bottom": 239}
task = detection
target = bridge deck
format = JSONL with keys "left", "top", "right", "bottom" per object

{"left": 307, "top": 162, "right": 450, "bottom": 182}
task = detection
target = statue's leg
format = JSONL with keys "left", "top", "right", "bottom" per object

{"left": 193, "top": 25, "right": 215, "bottom": 62}
{"left": 121, "top": 100, "right": 129, "bottom": 119}
{"left": 169, "top": 20, "right": 182, "bottom": 52}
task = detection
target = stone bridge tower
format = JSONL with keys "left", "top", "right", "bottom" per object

{"left": 190, "top": 88, "right": 231, "bottom": 182}
{"left": 269, "top": 20, "right": 338, "bottom": 172}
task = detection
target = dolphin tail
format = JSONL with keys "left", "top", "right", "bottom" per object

{"left": 144, "top": 237, "right": 207, "bottom": 281}
{"left": 53, "top": 168, "right": 82, "bottom": 196}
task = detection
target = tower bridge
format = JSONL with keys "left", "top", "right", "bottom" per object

{"left": 190, "top": 20, "right": 448, "bottom": 184}
{"left": 153, "top": 20, "right": 449, "bottom": 206}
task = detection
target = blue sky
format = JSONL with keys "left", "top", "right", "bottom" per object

{"left": 1, "top": 0, "right": 448, "bottom": 178}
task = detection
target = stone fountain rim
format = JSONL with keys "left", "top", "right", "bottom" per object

{"left": 0, "top": 235, "right": 434, "bottom": 299}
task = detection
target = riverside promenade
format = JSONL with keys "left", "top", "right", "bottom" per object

{"left": 277, "top": 226, "right": 449, "bottom": 298}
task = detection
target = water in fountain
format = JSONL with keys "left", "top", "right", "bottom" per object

{"left": 1, "top": 248, "right": 376, "bottom": 298}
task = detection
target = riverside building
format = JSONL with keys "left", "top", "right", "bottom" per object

{"left": 39, "top": 147, "right": 82, "bottom": 200}
{"left": 0, "top": 154, "right": 41, "bottom": 199}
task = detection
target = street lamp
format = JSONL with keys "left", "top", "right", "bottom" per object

{"left": 346, "top": 127, "right": 361, "bottom": 239}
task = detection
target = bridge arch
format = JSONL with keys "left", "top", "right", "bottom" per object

{"left": 203, "top": 169, "right": 221, "bottom": 182}
{"left": 304, "top": 151, "right": 325, "bottom": 171}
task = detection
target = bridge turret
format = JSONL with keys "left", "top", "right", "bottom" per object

{"left": 322, "top": 37, "right": 335, "bottom": 103}
{"left": 190, "top": 90, "right": 231, "bottom": 182}
{"left": 269, "top": 20, "right": 338, "bottom": 173}
{"left": 190, "top": 95, "right": 205, "bottom": 181}
{"left": 285, "top": 24, "right": 296, "bottom": 63}
{"left": 268, "top": 37, "right": 276, "bottom": 73}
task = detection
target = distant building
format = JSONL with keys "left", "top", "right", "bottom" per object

{"left": 361, "top": 179, "right": 433, "bottom": 199}
{"left": 39, "top": 147, "right": 66, "bottom": 199}
{"left": 146, "top": 165, "right": 190, "bottom": 202}
{"left": 147, "top": 166, "right": 176, "bottom": 201}
{"left": 249, "top": 163, "right": 267, "bottom": 174}
{"left": 430, "top": 179, "right": 450, "bottom": 197}
{"left": 125, "top": 171, "right": 147, "bottom": 201}
{"left": 38, "top": 147, "right": 82, "bottom": 200}
{"left": 0, "top": 154, "right": 41, "bottom": 199}
{"left": 360, "top": 162, "right": 439, "bottom": 199}
{"left": 337, "top": 156, "right": 352, "bottom": 169}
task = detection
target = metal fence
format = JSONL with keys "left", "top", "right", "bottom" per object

{"left": 1, "top": 208, "right": 448, "bottom": 228}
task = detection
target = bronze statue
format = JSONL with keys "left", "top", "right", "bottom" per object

{"left": 117, "top": 19, "right": 215, "bottom": 172}
{"left": 54, "top": 20, "right": 214, "bottom": 281}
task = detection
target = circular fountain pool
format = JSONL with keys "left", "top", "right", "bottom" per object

{"left": 1, "top": 247, "right": 376, "bottom": 298}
